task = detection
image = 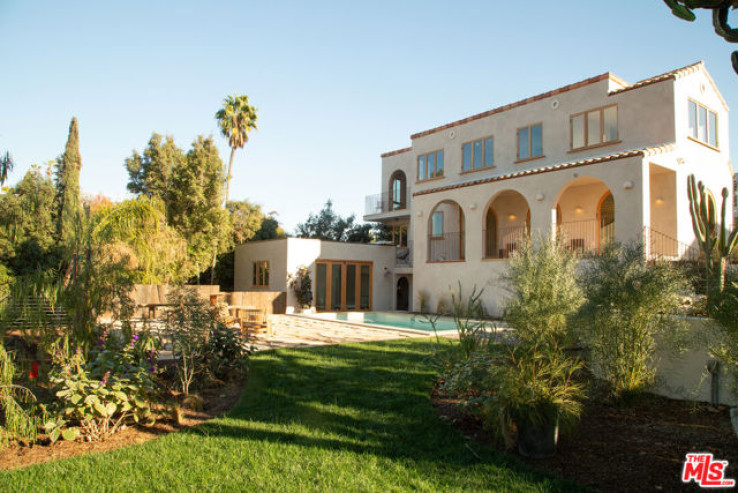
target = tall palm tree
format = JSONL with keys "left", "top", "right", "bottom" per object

{"left": 0, "top": 151, "right": 13, "bottom": 185}
{"left": 215, "top": 94, "right": 258, "bottom": 206}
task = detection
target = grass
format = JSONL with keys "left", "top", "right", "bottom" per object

{"left": 0, "top": 339, "right": 584, "bottom": 492}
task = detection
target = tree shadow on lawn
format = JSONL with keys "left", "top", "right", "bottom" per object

{"left": 186, "top": 339, "right": 585, "bottom": 491}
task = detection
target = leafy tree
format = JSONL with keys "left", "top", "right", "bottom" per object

{"left": 253, "top": 216, "right": 286, "bottom": 241}
{"left": 0, "top": 151, "right": 13, "bottom": 185}
{"left": 92, "top": 197, "right": 191, "bottom": 284}
{"left": 664, "top": 0, "right": 738, "bottom": 73}
{"left": 227, "top": 200, "right": 266, "bottom": 244}
{"left": 215, "top": 94, "right": 258, "bottom": 206}
{"left": 125, "top": 134, "right": 229, "bottom": 282}
{"left": 168, "top": 136, "right": 229, "bottom": 274}
{"left": 0, "top": 165, "right": 59, "bottom": 275}
{"left": 296, "top": 200, "right": 375, "bottom": 243}
{"left": 124, "top": 134, "right": 184, "bottom": 200}
{"left": 54, "top": 118, "right": 84, "bottom": 253}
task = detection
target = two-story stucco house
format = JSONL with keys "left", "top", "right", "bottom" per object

{"left": 236, "top": 61, "right": 733, "bottom": 317}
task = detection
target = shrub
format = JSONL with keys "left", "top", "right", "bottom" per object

{"left": 577, "top": 243, "right": 689, "bottom": 397}
{"left": 504, "top": 237, "right": 583, "bottom": 348}
{"left": 205, "top": 324, "right": 250, "bottom": 381}
{"left": 288, "top": 266, "right": 313, "bottom": 308}
{"left": 45, "top": 335, "right": 157, "bottom": 442}
{"left": 0, "top": 345, "right": 43, "bottom": 446}
{"left": 442, "top": 238, "right": 585, "bottom": 448}
{"left": 449, "top": 283, "right": 489, "bottom": 360}
{"left": 165, "top": 288, "right": 215, "bottom": 396}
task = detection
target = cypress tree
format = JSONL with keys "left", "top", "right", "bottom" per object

{"left": 54, "top": 117, "right": 83, "bottom": 251}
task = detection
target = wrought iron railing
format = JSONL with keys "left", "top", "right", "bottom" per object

{"left": 364, "top": 190, "right": 410, "bottom": 215}
{"left": 483, "top": 225, "right": 529, "bottom": 259}
{"left": 555, "top": 219, "right": 609, "bottom": 255}
{"left": 428, "top": 232, "right": 464, "bottom": 262}
{"left": 643, "top": 227, "right": 700, "bottom": 262}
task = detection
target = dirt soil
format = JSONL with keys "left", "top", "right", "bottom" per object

{"left": 0, "top": 380, "right": 245, "bottom": 471}
{"left": 433, "top": 390, "right": 738, "bottom": 492}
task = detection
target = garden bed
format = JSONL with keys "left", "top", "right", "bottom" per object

{"left": 0, "top": 379, "right": 245, "bottom": 471}
{"left": 433, "top": 388, "right": 737, "bottom": 492}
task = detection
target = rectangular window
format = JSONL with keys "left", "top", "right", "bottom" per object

{"left": 417, "top": 150, "right": 444, "bottom": 181}
{"left": 462, "top": 136, "right": 495, "bottom": 172}
{"left": 688, "top": 100, "right": 718, "bottom": 148}
{"left": 252, "top": 260, "right": 270, "bottom": 288}
{"left": 517, "top": 123, "right": 542, "bottom": 161}
{"left": 570, "top": 105, "right": 618, "bottom": 150}
{"left": 431, "top": 211, "right": 443, "bottom": 237}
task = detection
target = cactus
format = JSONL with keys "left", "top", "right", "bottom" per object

{"left": 687, "top": 174, "right": 738, "bottom": 293}
{"left": 664, "top": 0, "right": 738, "bottom": 73}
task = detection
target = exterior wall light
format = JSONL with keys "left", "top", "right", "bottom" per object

{"left": 535, "top": 193, "right": 545, "bottom": 201}
{"left": 655, "top": 197, "right": 664, "bottom": 206}
{"left": 470, "top": 203, "right": 477, "bottom": 210}
{"left": 575, "top": 206, "right": 584, "bottom": 214}
{"left": 508, "top": 214, "right": 517, "bottom": 221}
{"left": 624, "top": 180, "right": 634, "bottom": 190}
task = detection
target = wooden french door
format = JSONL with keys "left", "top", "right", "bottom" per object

{"left": 315, "top": 261, "right": 372, "bottom": 311}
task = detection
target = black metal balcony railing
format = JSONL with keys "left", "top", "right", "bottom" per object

{"left": 483, "top": 225, "right": 528, "bottom": 259}
{"left": 555, "top": 219, "right": 609, "bottom": 255}
{"left": 644, "top": 227, "right": 700, "bottom": 261}
{"left": 428, "top": 232, "right": 464, "bottom": 262}
{"left": 396, "top": 241, "right": 413, "bottom": 267}
{"left": 364, "top": 190, "right": 410, "bottom": 216}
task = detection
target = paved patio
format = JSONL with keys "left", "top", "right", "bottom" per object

{"left": 249, "top": 315, "right": 435, "bottom": 351}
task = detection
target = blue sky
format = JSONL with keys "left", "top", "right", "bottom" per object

{"left": 1, "top": 1, "right": 736, "bottom": 232}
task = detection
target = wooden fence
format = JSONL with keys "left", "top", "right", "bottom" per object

{"left": 130, "top": 285, "right": 286, "bottom": 315}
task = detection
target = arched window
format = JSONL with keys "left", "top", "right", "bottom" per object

{"left": 389, "top": 171, "right": 406, "bottom": 211}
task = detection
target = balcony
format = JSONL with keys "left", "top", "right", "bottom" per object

{"left": 364, "top": 190, "right": 411, "bottom": 220}
{"left": 428, "top": 232, "right": 464, "bottom": 262}
{"left": 483, "top": 225, "right": 528, "bottom": 259}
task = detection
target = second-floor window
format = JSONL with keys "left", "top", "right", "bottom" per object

{"left": 688, "top": 100, "right": 718, "bottom": 148}
{"left": 517, "top": 123, "right": 543, "bottom": 161}
{"left": 253, "top": 260, "right": 270, "bottom": 288}
{"left": 462, "top": 137, "right": 494, "bottom": 172}
{"left": 417, "top": 150, "right": 444, "bottom": 181}
{"left": 571, "top": 105, "right": 618, "bottom": 150}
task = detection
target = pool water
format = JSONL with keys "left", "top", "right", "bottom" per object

{"left": 309, "top": 311, "right": 459, "bottom": 332}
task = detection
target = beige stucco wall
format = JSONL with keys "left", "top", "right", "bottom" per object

{"left": 412, "top": 155, "right": 649, "bottom": 316}
{"left": 648, "top": 318, "right": 736, "bottom": 406}
{"left": 235, "top": 238, "right": 396, "bottom": 312}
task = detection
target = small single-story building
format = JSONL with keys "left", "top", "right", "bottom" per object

{"left": 234, "top": 238, "right": 399, "bottom": 313}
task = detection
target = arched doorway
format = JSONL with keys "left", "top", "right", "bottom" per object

{"left": 389, "top": 171, "right": 407, "bottom": 211}
{"left": 555, "top": 177, "right": 614, "bottom": 254}
{"left": 598, "top": 192, "right": 615, "bottom": 249}
{"left": 483, "top": 190, "right": 530, "bottom": 258}
{"left": 396, "top": 277, "right": 409, "bottom": 311}
{"left": 428, "top": 200, "right": 465, "bottom": 262}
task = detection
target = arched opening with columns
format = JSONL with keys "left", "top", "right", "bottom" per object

{"left": 427, "top": 200, "right": 465, "bottom": 262}
{"left": 484, "top": 190, "right": 530, "bottom": 258}
{"left": 555, "top": 177, "right": 614, "bottom": 254}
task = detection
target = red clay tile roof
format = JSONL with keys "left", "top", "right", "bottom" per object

{"left": 403, "top": 61, "right": 721, "bottom": 145}
{"left": 412, "top": 144, "right": 675, "bottom": 197}
{"left": 409, "top": 73, "right": 614, "bottom": 140}
{"left": 380, "top": 147, "right": 412, "bottom": 158}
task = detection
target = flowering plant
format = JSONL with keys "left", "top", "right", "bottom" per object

{"left": 44, "top": 333, "right": 159, "bottom": 442}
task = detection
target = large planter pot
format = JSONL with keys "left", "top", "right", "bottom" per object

{"left": 518, "top": 416, "right": 559, "bottom": 459}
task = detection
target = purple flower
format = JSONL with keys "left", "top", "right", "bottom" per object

{"left": 149, "top": 366, "right": 156, "bottom": 373}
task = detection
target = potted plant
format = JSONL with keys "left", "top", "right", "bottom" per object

{"left": 483, "top": 342, "right": 585, "bottom": 458}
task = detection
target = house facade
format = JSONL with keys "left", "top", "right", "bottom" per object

{"left": 365, "top": 61, "right": 732, "bottom": 317}
{"left": 236, "top": 62, "right": 732, "bottom": 316}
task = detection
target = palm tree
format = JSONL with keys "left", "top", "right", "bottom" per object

{"left": 0, "top": 151, "right": 13, "bottom": 185}
{"left": 215, "top": 94, "right": 258, "bottom": 206}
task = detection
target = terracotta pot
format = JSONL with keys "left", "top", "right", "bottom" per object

{"left": 518, "top": 415, "right": 559, "bottom": 459}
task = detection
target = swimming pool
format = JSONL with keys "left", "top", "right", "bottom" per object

{"left": 307, "top": 311, "right": 460, "bottom": 332}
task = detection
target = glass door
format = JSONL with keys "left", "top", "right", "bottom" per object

{"left": 315, "top": 261, "right": 372, "bottom": 311}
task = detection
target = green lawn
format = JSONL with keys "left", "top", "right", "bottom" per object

{"left": 0, "top": 339, "right": 583, "bottom": 492}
